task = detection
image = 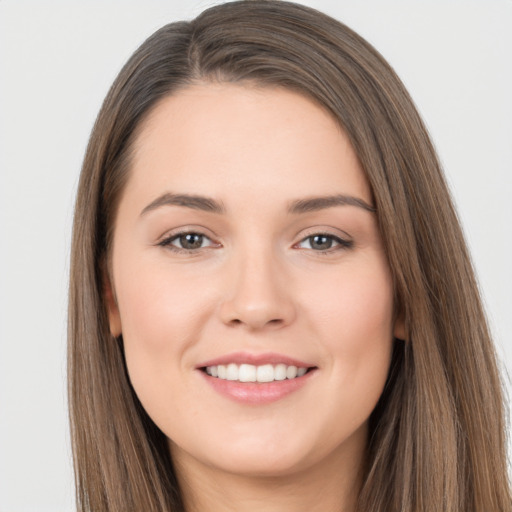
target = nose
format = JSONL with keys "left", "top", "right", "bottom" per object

{"left": 218, "top": 246, "right": 296, "bottom": 331}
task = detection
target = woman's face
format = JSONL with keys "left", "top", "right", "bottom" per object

{"left": 107, "top": 83, "right": 402, "bottom": 478}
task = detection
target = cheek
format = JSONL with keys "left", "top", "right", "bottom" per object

{"left": 304, "top": 259, "right": 394, "bottom": 420}
{"left": 112, "top": 254, "right": 212, "bottom": 394}
{"left": 115, "top": 257, "right": 212, "bottom": 348}
{"left": 113, "top": 261, "right": 217, "bottom": 428}
{"left": 308, "top": 258, "right": 395, "bottom": 347}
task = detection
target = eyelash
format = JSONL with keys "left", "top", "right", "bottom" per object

{"left": 297, "top": 233, "right": 353, "bottom": 254}
{"left": 157, "top": 230, "right": 353, "bottom": 256}
{"left": 158, "top": 232, "right": 219, "bottom": 255}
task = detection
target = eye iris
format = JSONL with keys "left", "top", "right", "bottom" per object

{"left": 310, "top": 235, "right": 333, "bottom": 250}
{"left": 180, "top": 233, "right": 203, "bottom": 249}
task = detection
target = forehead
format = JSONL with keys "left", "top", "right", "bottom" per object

{"left": 126, "top": 82, "right": 371, "bottom": 212}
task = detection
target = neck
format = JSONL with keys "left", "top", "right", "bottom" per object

{"left": 171, "top": 432, "right": 366, "bottom": 512}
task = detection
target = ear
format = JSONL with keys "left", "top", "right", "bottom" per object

{"left": 393, "top": 309, "right": 406, "bottom": 341}
{"left": 103, "top": 271, "right": 122, "bottom": 337}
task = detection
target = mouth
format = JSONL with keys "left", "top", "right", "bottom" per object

{"left": 201, "top": 363, "right": 314, "bottom": 383}
{"left": 196, "top": 352, "right": 318, "bottom": 404}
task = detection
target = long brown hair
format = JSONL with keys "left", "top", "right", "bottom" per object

{"left": 68, "top": 1, "right": 511, "bottom": 510}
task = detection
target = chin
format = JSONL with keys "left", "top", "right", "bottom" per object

{"left": 208, "top": 449, "right": 313, "bottom": 478}
{"left": 170, "top": 427, "right": 344, "bottom": 480}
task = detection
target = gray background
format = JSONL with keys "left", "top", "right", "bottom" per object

{"left": 1, "top": 1, "right": 511, "bottom": 510}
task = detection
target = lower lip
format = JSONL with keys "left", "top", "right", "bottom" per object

{"left": 198, "top": 369, "right": 316, "bottom": 404}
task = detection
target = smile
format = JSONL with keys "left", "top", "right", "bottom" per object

{"left": 197, "top": 352, "right": 317, "bottom": 404}
{"left": 205, "top": 363, "right": 309, "bottom": 382}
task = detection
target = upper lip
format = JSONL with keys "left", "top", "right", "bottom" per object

{"left": 196, "top": 352, "right": 316, "bottom": 369}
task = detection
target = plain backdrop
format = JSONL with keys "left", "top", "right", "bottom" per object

{"left": 0, "top": 1, "right": 511, "bottom": 510}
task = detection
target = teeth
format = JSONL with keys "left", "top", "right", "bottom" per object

{"left": 226, "top": 363, "right": 238, "bottom": 380}
{"left": 239, "top": 363, "right": 256, "bottom": 382}
{"left": 205, "top": 363, "right": 310, "bottom": 382}
{"left": 274, "top": 364, "right": 287, "bottom": 381}
{"left": 286, "top": 365, "right": 297, "bottom": 379}
{"left": 256, "top": 364, "right": 274, "bottom": 382}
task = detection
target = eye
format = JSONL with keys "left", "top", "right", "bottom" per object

{"left": 158, "top": 231, "right": 217, "bottom": 253}
{"left": 296, "top": 233, "right": 353, "bottom": 254}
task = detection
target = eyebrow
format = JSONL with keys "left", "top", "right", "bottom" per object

{"left": 141, "top": 192, "right": 226, "bottom": 215}
{"left": 289, "top": 194, "right": 375, "bottom": 214}
{"left": 140, "top": 192, "right": 376, "bottom": 217}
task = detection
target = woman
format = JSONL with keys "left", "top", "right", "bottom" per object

{"left": 68, "top": 1, "right": 511, "bottom": 510}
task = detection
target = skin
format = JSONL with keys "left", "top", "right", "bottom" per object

{"left": 106, "top": 83, "right": 404, "bottom": 512}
